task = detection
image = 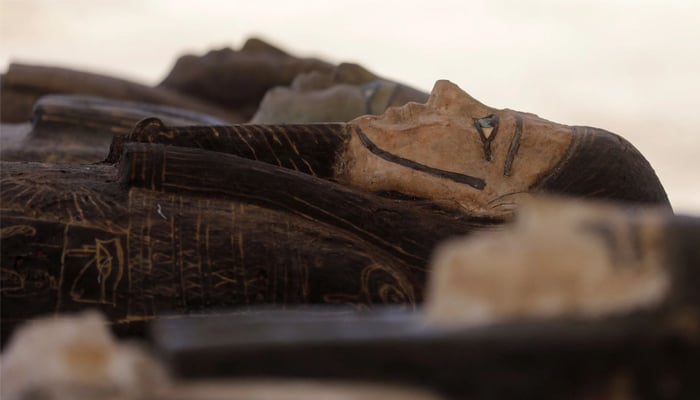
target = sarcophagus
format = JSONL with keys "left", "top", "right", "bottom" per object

{"left": 1, "top": 80, "right": 670, "bottom": 343}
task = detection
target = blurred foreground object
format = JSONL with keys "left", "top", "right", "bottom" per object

{"left": 153, "top": 200, "right": 700, "bottom": 398}
{"left": 425, "top": 198, "right": 671, "bottom": 325}
{"left": 0, "top": 312, "right": 442, "bottom": 400}
{"left": 0, "top": 311, "right": 167, "bottom": 400}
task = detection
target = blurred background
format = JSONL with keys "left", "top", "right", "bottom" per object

{"left": 1, "top": 0, "right": 698, "bottom": 213}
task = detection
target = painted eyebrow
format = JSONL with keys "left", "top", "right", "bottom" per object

{"left": 504, "top": 113, "right": 523, "bottom": 177}
{"left": 354, "top": 126, "right": 486, "bottom": 190}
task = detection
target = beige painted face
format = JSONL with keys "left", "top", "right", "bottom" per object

{"left": 338, "top": 80, "right": 573, "bottom": 216}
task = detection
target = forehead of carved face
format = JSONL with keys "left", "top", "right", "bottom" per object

{"left": 338, "top": 80, "right": 573, "bottom": 216}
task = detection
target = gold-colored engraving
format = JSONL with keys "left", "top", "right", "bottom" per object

{"left": 67, "top": 238, "right": 125, "bottom": 305}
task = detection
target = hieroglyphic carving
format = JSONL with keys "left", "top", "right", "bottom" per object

{"left": 3, "top": 143, "right": 450, "bottom": 341}
{"left": 66, "top": 237, "right": 125, "bottom": 306}
{"left": 0, "top": 214, "right": 127, "bottom": 320}
{"left": 123, "top": 187, "right": 420, "bottom": 322}
{"left": 0, "top": 162, "right": 128, "bottom": 232}
{"left": 1, "top": 215, "right": 64, "bottom": 308}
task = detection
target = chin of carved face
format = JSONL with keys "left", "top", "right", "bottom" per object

{"left": 337, "top": 80, "right": 669, "bottom": 216}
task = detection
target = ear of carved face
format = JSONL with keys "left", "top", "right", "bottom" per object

{"left": 338, "top": 80, "right": 573, "bottom": 216}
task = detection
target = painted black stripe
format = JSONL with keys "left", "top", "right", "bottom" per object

{"left": 354, "top": 127, "right": 486, "bottom": 190}
{"left": 504, "top": 114, "right": 522, "bottom": 177}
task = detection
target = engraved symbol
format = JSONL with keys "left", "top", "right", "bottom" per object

{"left": 0, "top": 224, "right": 37, "bottom": 239}
{"left": 0, "top": 268, "right": 25, "bottom": 292}
{"left": 67, "top": 238, "right": 125, "bottom": 305}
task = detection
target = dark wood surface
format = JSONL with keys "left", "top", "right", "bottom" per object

{"left": 0, "top": 142, "right": 500, "bottom": 345}
{"left": 107, "top": 118, "right": 349, "bottom": 178}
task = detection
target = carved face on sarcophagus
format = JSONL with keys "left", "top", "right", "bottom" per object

{"left": 339, "top": 80, "right": 669, "bottom": 216}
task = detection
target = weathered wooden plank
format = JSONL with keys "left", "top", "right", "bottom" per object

{"left": 152, "top": 308, "right": 700, "bottom": 399}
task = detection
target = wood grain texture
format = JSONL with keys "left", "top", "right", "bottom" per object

{"left": 0, "top": 142, "right": 499, "bottom": 345}
{"left": 107, "top": 118, "right": 349, "bottom": 179}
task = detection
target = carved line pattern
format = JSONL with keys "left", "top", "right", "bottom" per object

{"left": 125, "top": 119, "right": 347, "bottom": 179}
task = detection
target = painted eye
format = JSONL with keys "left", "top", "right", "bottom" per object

{"left": 476, "top": 115, "right": 497, "bottom": 129}
{"left": 473, "top": 115, "right": 499, "bottom": 161}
